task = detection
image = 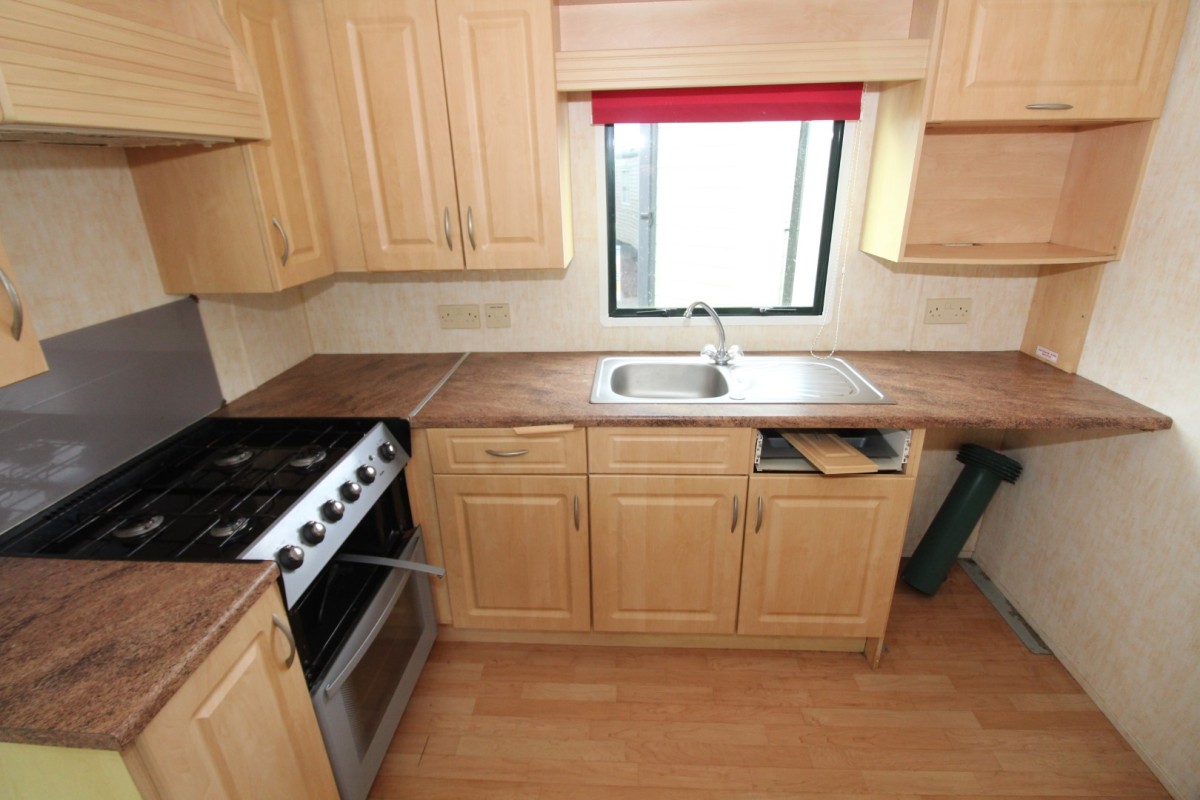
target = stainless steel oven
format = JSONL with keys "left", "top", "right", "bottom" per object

{"left": 0, "top": 417, "right": 440, "bottom": 800}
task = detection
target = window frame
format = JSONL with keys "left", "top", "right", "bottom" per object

{"left": 604, "top": 120, "right": 846, "bottom": 320}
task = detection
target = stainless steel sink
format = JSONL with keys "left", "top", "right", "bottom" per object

{"left": 591, "top": 355, "right": 894, "bottom": 404}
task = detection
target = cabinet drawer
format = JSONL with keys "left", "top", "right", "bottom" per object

{"left": 588, "top": 428, "right": 754, "bottom": 475}
{"left": 427, "top": 428, "right": 586, "bottom": 474}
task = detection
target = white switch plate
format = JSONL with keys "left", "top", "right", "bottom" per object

{"left": 485, "top": 303, "right": 511, "bottom": 328}
{"left": 924, "top": 297, "right": 972, "bottom": 324}
{"left": 438, "top": 304, "right": 480, "bottom": 329}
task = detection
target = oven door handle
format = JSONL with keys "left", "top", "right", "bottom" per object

{"left": 335, "top": 553, "right": 446, "bottom": 578}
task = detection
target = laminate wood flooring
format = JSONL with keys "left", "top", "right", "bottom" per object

{"left": 370, "top": 566, "right": 1167, "bottom": 798}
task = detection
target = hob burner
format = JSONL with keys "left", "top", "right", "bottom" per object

{"left": 209, "top": 517, "right": 250, "bottom": 539}
{"left": 212, "top": 445, "right": 255, "bottom": 468}
{"left": 288, "top": 446, "right": 328, "bottom": 470}
{"left": 113, "top": 514, "right": 165, "bottom": 540}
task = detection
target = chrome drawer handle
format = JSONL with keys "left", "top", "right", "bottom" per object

{"left": 485, "top": 449, "right": 529, "bottom": 458}
{"left": 731, "top": 495, "right": 739, "bottom": 533}
{"left": 0, "top": 263, "right": 24, "bottom": 341}
{"left": 271, "top": 614, "right": 297, "bottom": 669}
{"left": 443, "top": 207, "right": 453, "bottom": 251}
{"left": 1025, "top": 103, "right": 1073, "bottom": 111}
{"left": 271, "top": 216, "right": 291, "bottom": 266}
{"left": 467, "top": 206, "right": 476, "bottom": 250}
{"left": 574, "top": 495, "right": 581, "bottom": 531}
{"left": 755, "top": 496, "right": 763, "bottom": 533}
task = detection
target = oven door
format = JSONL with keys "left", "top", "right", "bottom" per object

{"left": 308, "top": 533, "right": 437, "bottom": 800}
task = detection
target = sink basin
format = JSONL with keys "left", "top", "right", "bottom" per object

{"left": 591, "top": 355, "right": 894, "bottom": 404}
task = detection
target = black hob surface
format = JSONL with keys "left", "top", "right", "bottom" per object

{"left": 0, "top": 418, "right": 385, "bottom": 562}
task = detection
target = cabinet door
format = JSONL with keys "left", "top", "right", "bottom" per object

{"left": 0, "top": 239, "right": 47, "bottom": 388}
{"left": 590, "top": 475, "right": 746, "bottom": 634}
{"left": 436, "top": 474, "right": 590, "bottom": 631}
{"left": 324, "top": 0, "right": 463, "bottom": 271}
{"left": 739, "top": 475, "right": 915, "bottom": 638}
{"left": 223, "top": 0, "right": 333, "bottom": 288}
{"left": 127, "top": 589, "right": 338, "bottom": 799}
{"left": 438, "top": 0, "right": 571, "bottom": 270}
{"left": 930, "top": 0, "right": 1187, "bottom": 122}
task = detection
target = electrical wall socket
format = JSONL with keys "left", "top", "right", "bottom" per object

{"left": 924, "top": 297, "right": 973, "bottom": 324}
{"left": 438, "top": 304, "right": 480, "bottom": 329}
{"left": 485, "top": 303, "right": 511, "bottom": 328}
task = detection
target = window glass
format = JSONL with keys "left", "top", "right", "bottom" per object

{"left": 606, "top": 120, "right": 843, "bottom": 317}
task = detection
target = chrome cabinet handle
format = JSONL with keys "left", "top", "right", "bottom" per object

{"left": 0, "top": 263, "right": 24, "bottom": 341}
{"left": 1025, "top": 103, "right": 1073, "bottom": 111}
{"left": 443, "top": 207, "right": 453, "bottom": 251}
{"left": 731, "top": 495, "right": 739, "bottom": 533}
{"left": 754, "top": 496, "right": 763, "bottom": 534}
{"left": 271, "top": 614, "right": 297, "bottom": 669}
{"left": 574, "top": 495, "right": 580, "bottom": 531}
{"left": 467, "top": 206, "right": 476, "bottom": 250}
{"left": 271, "top": 216, "right": 290, "bottom": 266}
{"left": 485, "top": 449, "right": 529, "bottom": 458}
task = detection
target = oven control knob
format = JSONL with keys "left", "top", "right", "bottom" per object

{"left": 357, "top": 465, "right": 377, "bottom": 485}
{"left": 378, "top": 442, "right": 397, "bottom": 462}
{"left": 322, "top": 499, "right": 345, "bottom": 522}
{"left": 277, "top": 544, "right": 305, "bottom": 571}
{"left": 340, "top": 481, "right": 362, "bottom": 502}
{"left": 301, "top": 521, "right": 326, "bottom": 545}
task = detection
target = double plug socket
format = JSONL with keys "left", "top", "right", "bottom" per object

{"left": 924, "top": 297, "right": 972, "bottom": 324}
{"left": 438, "top": 303, "right": 511, "bottom": 329}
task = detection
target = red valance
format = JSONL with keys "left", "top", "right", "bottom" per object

{"left": 591, "top": 83, "right": 862, "bottom": 124}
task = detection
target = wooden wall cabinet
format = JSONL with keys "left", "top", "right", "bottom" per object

{"left": 0, "top": 0, "right": 268, "bottom": 144}
{"left": 0, "top": 588, "right": 338, "bottom": 799}
{"left": 739, "top": 474, "right": 917, "bottom": 639}
{"left": 323, "top": 0, "right": 572, "bottom": 272}
{"left": 128, "top": 0, "right": 334, "bottom": 294}
{"left": 929, "top": 0, "right": 1187, "bottom": 123}
{"left": 0, "top": 238, "right": 48, "bottom": 388}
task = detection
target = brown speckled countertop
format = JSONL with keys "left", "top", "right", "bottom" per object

{"left": 217, "top": 353, "right": 464, "bottom": 419}
{"left": 412, "top": 351, "right": 1171, "bottom": 431}
{"left": 0, "top": 558, "right": 279, "bottom": 750}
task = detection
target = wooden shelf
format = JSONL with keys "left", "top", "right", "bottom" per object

{"left": 898, "top": 243, "right": 1113, "bottom": 266}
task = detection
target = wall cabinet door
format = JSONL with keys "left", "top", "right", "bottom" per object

{"left": 129, "top": 0, "right": 334, "bottom": 293}
{"left": 929, "top": 0, "right": 1187, "bottom": 122}
{"left": 324, "top": 0, "right": 572, "bottom": 272}
{"left": 0, "top": 239, "right": 47, "bottom": 388}
{"left": 435, "top": 474, "right": 590, "bottom": 631}
{"left": 126, "top": 589, "right": 338, "bottom": 799}
{"left": 590, "top": 475, "right": 746, "bottom": 634}
{"left": 739, "top": 475, "right": 915, "bottom": 638}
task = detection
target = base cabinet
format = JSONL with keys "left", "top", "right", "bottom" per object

{"left": 435, "top": 474, "right": 591, "bottom": 631}
{"left": 590, "top": 475, "right": 746, "bottom": 634}
{"left": 739, "top": 475, "right": 916, "bottom": 638}
{"left": 0, "top": 588, "right": 337, "bottom": 800}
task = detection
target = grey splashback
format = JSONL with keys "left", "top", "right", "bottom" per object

{"left": 0, "top": 299, "right": 223, "bottom": 533}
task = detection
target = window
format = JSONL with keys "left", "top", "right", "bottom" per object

{"left": 606, "top": 119, "right": 845, "bottom": 318}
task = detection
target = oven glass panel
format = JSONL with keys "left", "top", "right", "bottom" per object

{"left": 339, "top": 575, "right": 424, "bottom": 758}
{"left": 291, "top": 479, "right": 415, "bottom": 683}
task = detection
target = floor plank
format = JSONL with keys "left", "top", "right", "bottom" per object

{"left": 368, "top": 566, "right": 1168, "bottom": 798}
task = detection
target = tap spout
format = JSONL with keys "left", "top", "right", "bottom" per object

{"left": 683, "top": 301, "right": 740, "bottom": 365}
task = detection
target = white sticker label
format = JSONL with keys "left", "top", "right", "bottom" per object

{"left": 1035, "top": 345, "right": 1059, "bottom": 363}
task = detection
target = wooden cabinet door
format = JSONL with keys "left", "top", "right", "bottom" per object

{"left": 127, "top": 589, "right": 338, "bottom": 799}
{"left": 590, "top": 475, "right": 746, "bottom": 634}
{"left": 930, "top": 0, "right": 1187, "bottom": 122}
{"left": 739, "top": 475, "right": 915, "bottom": 638}
{"left": 223, "top": 0, "right": 333, "bottom": 289}
{"left": 435, "top": 474, "right": 591, "bottom": 631}
{"left": 0, "top": 239, "right": 47, "bottom": 388}
{"left": 324, "top": 0, "right": 463, "bottom": 271}
{"left": 437, "top": 0, "right": 571, "bottom": 270}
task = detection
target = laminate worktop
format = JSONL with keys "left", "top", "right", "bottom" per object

{"left": 0, "top": 558, "right": 279, "bottom": 750}
{"left": 410, "top": 351, "right": 1171, "bottom": 431}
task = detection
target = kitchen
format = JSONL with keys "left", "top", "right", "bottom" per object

{"left": 0, "top": 0, "right": 1197, "bottom": 798}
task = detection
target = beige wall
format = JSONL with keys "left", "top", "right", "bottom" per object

{"left": 976, "top": 9, "right": 1200, "bottom": 797}
{"left": 0, "top": 144, "right": 312, "bottom": 402}
{"left": 300, "top": 90, "right": 1040, "bottom": 355}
